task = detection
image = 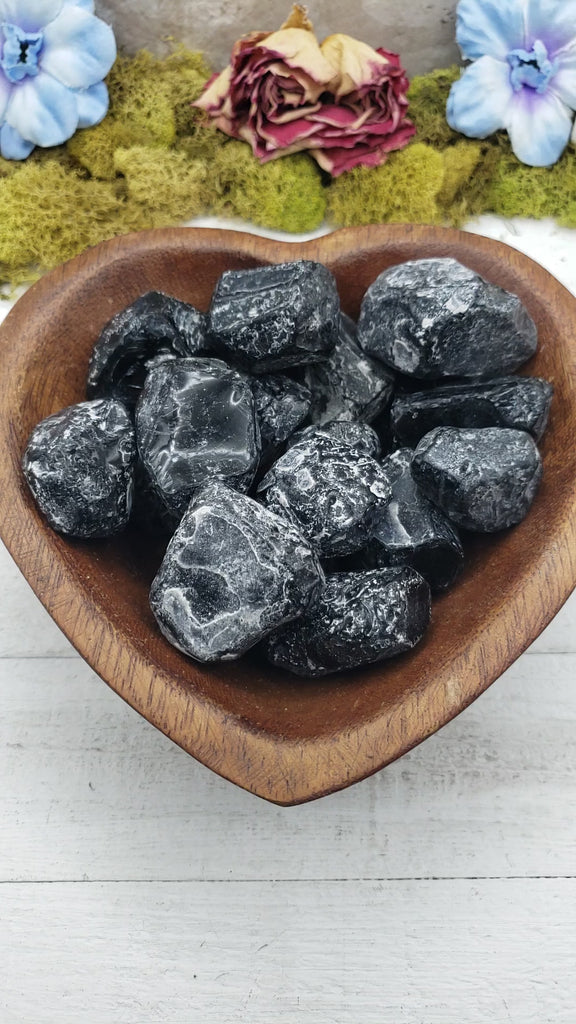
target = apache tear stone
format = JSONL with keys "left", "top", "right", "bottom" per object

{"left": 288, "top": 419, "right": 382, "bottom": 459}
{"left": 23, "top": 398, "right": 136, "bottom": 538}
{"left": 357, "top": 258, "right": 538, "bottom": 379}
{"left": 149, "top": 482, "right": 325, "bottom": 662}
{"left": 411, "top": 427, "right": 543, "bottom": 532}
{"left": 136, "top": 358, "right": 260, "bottom": 516}
{"left": 87, "top": 290, "right": 209, "bottom": 406}
{"left": 131, "top": 461, "right": 182, "bottom": 537}
{"left": 305, "top": 313, "right": 395, "bottom": 423}
{"left": 367, "top": 447, "right": 464, "bottom": 591}
{"left": 250, "top": 373, "right": 312, "bottom": 455}
{"left": 258, "top": 434, "right": 391, "bottom": 557}
{"left": 208, "top": 260, "right": 340, "bottom": 372}
{"left": 391, "top": 375, "right": 553, "bottom": 446}
{"left": 266, "top": 567, "right": 431, "bottom": 677}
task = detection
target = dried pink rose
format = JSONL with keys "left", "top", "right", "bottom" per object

{"left": 194, "top": 6, "right": 415, "bottom": 176}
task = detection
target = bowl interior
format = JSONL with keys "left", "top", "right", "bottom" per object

{"left": 1, "top": 224, "right": 575, "bottom": 804}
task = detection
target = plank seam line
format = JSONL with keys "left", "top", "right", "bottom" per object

{"left": 0, "top": 875, "right": 575, "bottom": 885}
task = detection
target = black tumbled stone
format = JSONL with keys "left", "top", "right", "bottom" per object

{"left": 391, "top": 376, "right": 553, "bottom": 446}
{"left": 87, "top": 290, "right": 209, "bottom": 406}
{"left": 208, "top": 260, "right": 340, "bottom": 372}
{"left": 258, "top": 434, "right": 391, "bottom": 557}
{"left": 288, "top": 419, "right": 382, "bottom": 459}
{"left": 250, "top": 373, "right": 312, "bottom": 455}
{"left": 23, "top": 398, "right": 136, "bottom": 538}
{"left": 266, "top": 567, "right": 431, "bottom": 677}
{"left": 149, "top": 481, "right": 324, "bottom": 662}
{"left": 367, "top": 448, "right": 464, "bottom": 591}
{"left": 136, "top": 358, "right": 260, "bottom": 516}
{"left": 358, "top": 258, "right": 537, "bottom": 379}
{"left": 411, "top": 427, "right": 542, "bottom": 532}
{"left": 305, "top": 313, "right": 394, "bottom": 423}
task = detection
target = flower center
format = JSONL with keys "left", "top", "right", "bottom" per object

{"left": 1, "top": 23, "right": 44, "bottom": 83}
{"left": 507, "top": 39, "right": 558, "bottom": 94}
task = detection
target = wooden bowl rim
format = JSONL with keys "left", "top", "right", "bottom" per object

{"left": 1, "top": 223, "right": 576, "bottom": 805}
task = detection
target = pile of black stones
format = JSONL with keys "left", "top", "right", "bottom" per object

{"left": 22, "top": 257, "right": 552, "bottom": 677}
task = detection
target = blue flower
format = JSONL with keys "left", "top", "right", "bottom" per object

{"left": 0, "top": 0, "right": 116, "bottom": 159}
{"left": 447, "top": 0, "right": 576, "bottom": 166}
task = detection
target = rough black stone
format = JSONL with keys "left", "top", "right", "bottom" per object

{"left": 357, "top": 258, "right": 538, "bottom": 379}
{"left": 131, "top": 461, "right": 182, "bottom": 537}
{"left": 305, "top": 313, "right": 394, "bottom": 423}
{"left": 23, "top": 398, "right": 136, "bottom": 538}
{"left": 391, "top": 376, "right": 553, "bottom": 446}
{"left": 149, "top": 481, "right": 324, "bottom": 662}
{"left": 411, "top": 427, "right": 543, "bottom": 532}
{"left": 287, "top": 419, "right": 382, "bottom": 459}
{"left": 208, "top": 260, "right": 340, "bottom": 372}
{"left": 87, "top": 290, "right": 209, "bottom": 406}
{"left": 258, "top": 434, "right": 391, "bottom": 557}
{"left": 136, "top": 357, "right": 260, "bottom": 516}
{"left": 366, "top": 448, "right": 464, "bottom": 591}
{"left": 250, "top": 373, "right": 312, "bottom": 455}
{"left": 266, "top": 567, "right": 431, "bottom": 677}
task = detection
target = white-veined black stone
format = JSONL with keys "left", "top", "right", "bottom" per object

{"left": 265, "top": 567, "right": 431, "bottom": 677}
{"left": 287, "top": 419, "right": 382, "bottom": 459}
{"left": 391, "top": 375, "right": 553, "bottom": 446}
{"left": 357, "top": 258, "right": 537, "bottom": 379}
{"left": 149, "top": 481, "right": 325, "bottom": 662}
{"left": 411, "top": 426, "right": 543, "bottom": 532}
{"left": 305, "top": 312, "right": 395, "bottom": 423}
{"left": 136, "top": 357, "right": 260, "bottom": 516}
{"left": 250, "top": 373, "right": 312, "bottom": 455}
{"left": 208, "top": 260, "right": 340, "bottom": 372}
{"left": 258, "top": 433, "right": 391, "bottom": 557}
{"left": 22, "top": 398, "right": 136, "bottom": 538}
{"left": 87, "top": 291, "right": 209, "bottom": 406}
{"left": 366, "top": 447, "right": 464, "bottom": 591}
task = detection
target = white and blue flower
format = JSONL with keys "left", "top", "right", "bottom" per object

{"left": 0, "top": 0, "right": 116, "bottom": 159}
{"left": 447, "top": 0, "right": 576, "bottom": 166}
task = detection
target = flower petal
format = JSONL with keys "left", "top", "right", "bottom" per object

{"left": 5, "top": 70, "right": 78, "bottom": 146}
{"left": 75, "top": 80, "right": 108, "bottom": 128}
{"left": 447, "top": 56, "right": 513, "bottom": 137}
{"left": 0, "top": 122, "right": 35, "bottom": 159}
{"left": 550, "top": 41, "right": 576, "bottom": 109}
{"left": 506, "top": 87, "right": 573, "bottom": 165}
{"left": 254, "top": 27, "right": 336, "bottom": 87}
{"left": 320, "top": 34, "right": 390, "bottom": 97}
{"left": 41, "top": 5, "right": 116, "bottom": 89}
{"left": 456, "top": 0, "right": 527, "bottom": 61}
{"left": 0, "top": 0, "right": 63, "bottom": 32}
{"left": 525, "top": 0, "right": 576, "bottom": 55}
{"left": 63, "top": 0, "right": 95, "bottom": 10}
{"left": 0, "top": 71, "right": 12, "bottom": 121}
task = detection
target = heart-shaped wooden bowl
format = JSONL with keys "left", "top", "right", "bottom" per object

{"left": 1, "top": 225, "right": 575, "bottom": 805}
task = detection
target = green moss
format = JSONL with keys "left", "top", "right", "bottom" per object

{"left": 408, "top": 66, "right": 461, "bottom": 148}
{"left": 0, "top": 161, "right": 122, "bottom": 272}
{"left": 211, "top": 141, "right": 327, "bottom": 232}
{"left": 485, "top": 143, "right": 576, "bottom": 225}
{"left": 114, "top": 146, "right": 209, "bottom": 225}
{"left": 327, "top": 143, "right": 445, "bottom": 227}
{"left": 67, "top": 48, "right": 213, "bottom": 180}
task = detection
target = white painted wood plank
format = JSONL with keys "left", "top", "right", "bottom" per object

{"left": 1, "top": 879, "right": 574, "bottom": 1024}
{"left": 1, "top": 652, "right": 575, "bottom": 883}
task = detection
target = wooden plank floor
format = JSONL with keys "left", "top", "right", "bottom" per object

{"left": 1, "top": 216, "right": 575, "bottom": 1023}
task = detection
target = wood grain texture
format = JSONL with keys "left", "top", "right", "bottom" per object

{"left": 0, "top": 224, "right": 575, "bottom": 805}
{"left": 2, "top": 879, "right": 575, "bottom": 1023}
